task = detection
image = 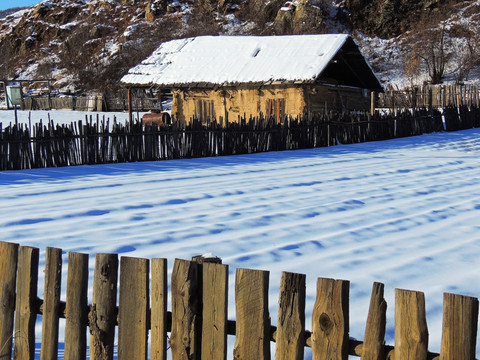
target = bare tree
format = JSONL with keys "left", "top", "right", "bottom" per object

{"left": 448, "top": 21, "right": 480, "bottom": 83}
{"left": 405, "top": 10, "right": 452, "bottom": 85}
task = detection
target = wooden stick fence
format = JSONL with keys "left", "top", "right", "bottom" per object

{"left": 381, "top": 84, "right": 480, "bottom": 110}
{"left": 20, "top": 96, "right": 104, "bottom": 112}
{"left": 0, "top": 241, "right": 478, "bottom": 360}
{"left": 3, "top": 106, "right": 478, "bottom": 171}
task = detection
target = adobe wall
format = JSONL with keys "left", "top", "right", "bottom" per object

{"left": 171, "top": 84, "right": 371, "bottom": 124}
{"left": 172, "top": 86, "right": 306, "bottom": 124}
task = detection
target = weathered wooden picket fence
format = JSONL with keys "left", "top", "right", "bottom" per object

{"left": 3, "top": 106, "right": 479, "bottom": 171}
{"left": 20, "top": 96, "right": 104, "bottom": 112}
{"left": 0, "top": 241, "right": 478, "bottom": 360}
{"left": 16, "top": 92, "right": 162, "bottom": 112}
{"left": 380, "top": 83, "right": 480, "bottom": 110}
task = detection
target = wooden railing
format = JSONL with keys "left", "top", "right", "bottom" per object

{"left": 0, "top": 241, "right": 478, "bottom": 359}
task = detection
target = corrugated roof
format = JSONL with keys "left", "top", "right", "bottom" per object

{"left": 120, "top": 34, "right": 353, "bottom": 88}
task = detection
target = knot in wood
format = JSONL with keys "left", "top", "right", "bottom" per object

{"left": 319, "top": 313, "right": 332, "bottom": 334}
{"left": 101, "top": 264, "right": 111, "bottom": 278}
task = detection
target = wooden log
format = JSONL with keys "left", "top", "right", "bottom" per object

{"left": 201, "top": 262, "right": 228, "bottom": 360}
{"left": 151, "top": 258, "right": 168, "bottom": 360}
{"left": 64, "top": 252, "right": 89, "bottom": 360}
{"left": 361, "top": 282, "right": 386, "bottom": 360}
{"left": 40, "top": 247, "right": 62, "bottom": 360}
{"left": 275, "top": 272, "right": 306, "bottom": 360}
{"left": 13, "top": 246, "right": 39, "bottom": 360}
{"left": 118, "top": 257, "right": 149, "bottom": 360}
{"left": 311, "top": 277, "right": 349, "bottom": 360}
{"left": 89, "top": 253, "right": 118, "bottom": 360}
{"left": 439, "top": 292, "right": 478, "bottom": 360}
{"left": 0, "top": 241, "right": 19, "bottom": 360}
{"left": 394, "top": 289, "right": 428, "bottom": 360}
{"left": 170, "top": 259, "right": 200, "bottom": 360}
{"left": 233, "top": 268, "right": 270, "bottom": 360}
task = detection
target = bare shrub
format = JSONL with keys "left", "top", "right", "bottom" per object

{"left": 405, "top": 10, "right": 452, "bottom": 85}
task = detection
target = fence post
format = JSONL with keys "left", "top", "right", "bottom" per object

{"left": 201, "top": 261, "right": 228, "bottom": 360}
{"left": 360, "top": 282, "right": 386, "bottom": 360}
{"left": 170, "top": 259, "right": 201, "bottom": 360}
{"left": 118, "top": 257, "right": 149, "bottom": 360}
{"left": 89, "top": 253, "right": 118, "bottom": 360}
{"left": 64, "top": 252, "right": 89, "bottom": 360}
{"left": 439, "top": 293, "right": 478, "bottom": 360}
{"left": 40, "top": 247, "right": 62, "bottom": 360}
{"left": 13, "top": 246, "right": 39, "bottom": 360}
{"left": 0, "top": 241, "right": 19, "bottom": 360}
{"left": 275, "top": 272, "right": 306, "bottom": 360}
{"left": 233, "top": 268, "right": 270, "bottom": 360}
{"left": 151, "top": 258, "right": 168, "bottom": 360}
{"left": 394, "top": 289, "right": 428, "bottom": 360}
{"left": 311, "top": 277, "right": 349, "bottom": 360}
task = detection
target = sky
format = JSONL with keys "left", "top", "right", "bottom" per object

{"left": 0, "top": 0, "right": 40, "bottom": 10}
{"left": 2, "top": 110, "right": 480, "bottom": 358}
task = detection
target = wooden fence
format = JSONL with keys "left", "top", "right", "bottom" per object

{"left": 380, "top": 84, "right": 480, "bottom": 110}
{"left": 103, "top": 92, "right": 162, "bottom": 112}
{"left": 20, "top": 96, "right": 104, "bottom": 112}
{"left": 17, "top": 93, "right": 162, "bottom": 112}
{"left": 0, "top": 241, "right": 478, "bottom": 360}
{"left": 3, "top": 106, "right": 477, "bottom": 171}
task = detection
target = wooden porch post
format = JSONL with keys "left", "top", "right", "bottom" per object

{"left": 370, "top": 91, "right": 375, "bottom": 116}
{"left": 128, "top": 87, "right": 133, "bottom": 123}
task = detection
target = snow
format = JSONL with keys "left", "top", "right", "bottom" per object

{"left": 2, "top": 110, "right": 480, "bottom": 358}
{"left": 0, "top": 110, "right": 141, "bottom": 127}
{"left": 120, "top": 34, "right": 350, "bottom": 87}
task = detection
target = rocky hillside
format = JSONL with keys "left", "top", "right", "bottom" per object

{"left": 0, "top": 0, "right": 479, "bottom": 94}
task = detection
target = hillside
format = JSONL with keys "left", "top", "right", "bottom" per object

{"left": 0, "top": 0, "right": 479, "bottom": 93}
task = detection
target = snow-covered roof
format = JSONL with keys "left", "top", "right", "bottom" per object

{"left": 120, "top": 34, "right": 382, "bottom": 90}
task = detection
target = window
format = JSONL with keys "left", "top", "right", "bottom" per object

{"left": 266, "top": 99, "right": 285, "bottom": 123}
{"left": 195, "top": 100, "right": 214, "bottom": 123}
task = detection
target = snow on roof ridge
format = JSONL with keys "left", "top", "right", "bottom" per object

{"left": 121, "top": 34, "right": 351, "bottom": 87}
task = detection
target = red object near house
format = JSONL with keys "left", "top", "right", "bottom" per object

{"left": 142, "top": 112, "right": 171, "bottom": 126}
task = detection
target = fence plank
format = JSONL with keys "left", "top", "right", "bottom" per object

{"left": 360, "top": 282, "right": 386, "bottom": 360}
{"left": 40, "top": 247, "right": 62, "bottom": 360}
{"left": 233, "top": 268, "right": 270, "bottom": 360}
{"left": 13, "top": 246, "right": 39, "bottom": 360}
{"left": 439, "top": 293, "right": 478, "bottom": 360}
{"left": 151, "top": 258, "right": 168, "bottom": 360}
{"left": 3, "top": 245, "right": 480, "bottom": 360}
{"left": 89, "top": 253, "right": 118, "bottom": 360}
{"left": 311, "top": 277, "right": 349, "bottom": 360}
{"left": 0, "top": 241, "right": 19, "bottom": 360}
{"left": 118, "top": 257, "right": 149, "bottom": 360}
{"left": 201, "top": 262, "right": 228, "bottom": 360}
{"left": 64, "top": 252, "right": 89, "bottom": 360}
{"left": 394, "top": 289, "right": 428, "bottom": 360}
{"left": 170, "top": 259, "right": 200, "bottom": 360}
{"left": 275, "top": 272, "right": 306, "bottom": 360}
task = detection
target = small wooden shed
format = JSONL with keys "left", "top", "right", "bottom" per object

{"left": 121, "top": 34, "right": 383, "bottom": 124}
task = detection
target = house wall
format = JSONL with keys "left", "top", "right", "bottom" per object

{"left": 171, "top": 84, "right": 371, "bottom": 124}
{"left": 172, "top": 86, "right": 306, "bottom": 124}
{"left": 305, "top": 85, "right": 371, "bottom": 112}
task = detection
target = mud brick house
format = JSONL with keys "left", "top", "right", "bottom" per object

{"left": 121, "top": 34, "right": 383, "bottom": 124}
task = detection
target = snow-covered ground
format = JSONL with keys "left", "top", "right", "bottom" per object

{"left": 0, "top": 109, "right": 144, "bottom": 128}
{"left": 2, "top": 110, "right": 480, "bottom": 358}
